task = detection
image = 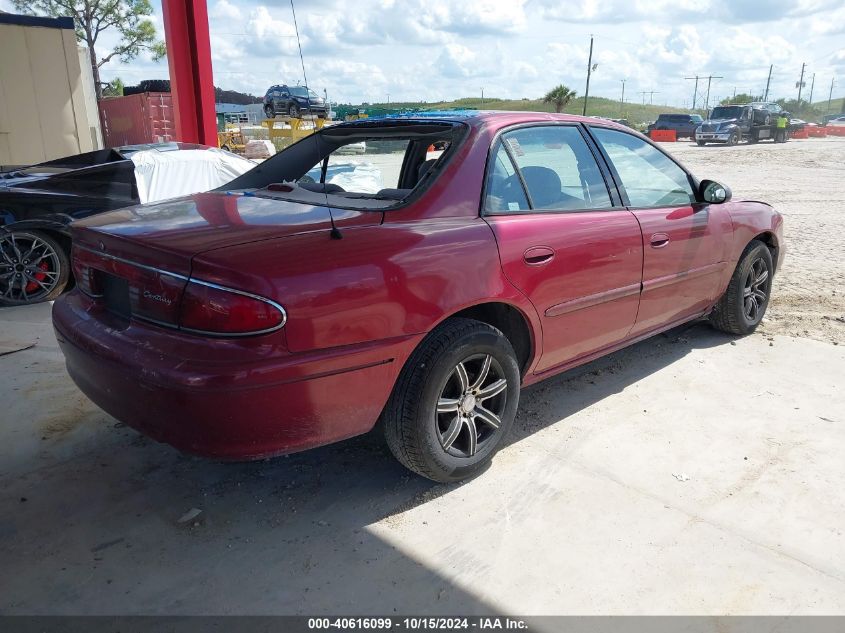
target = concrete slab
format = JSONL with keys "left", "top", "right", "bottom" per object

{"left": 0, "top": 304, "right": 843, "bottom": 615}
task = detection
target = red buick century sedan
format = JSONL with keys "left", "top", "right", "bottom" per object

{"left": 53, "top": 112, "right": 784, "bottom": 482}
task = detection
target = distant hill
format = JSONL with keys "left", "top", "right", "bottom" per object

{"left": 812, "top": 96, "right": 844, "bottom": 115}
{"left": 354, "top": 95, "right": 689, "bottom": 126}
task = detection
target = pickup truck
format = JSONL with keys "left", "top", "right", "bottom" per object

{"left": 695, "top": 104, "right": 780, "bottom": 145}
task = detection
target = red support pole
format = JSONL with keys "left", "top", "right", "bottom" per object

{"left": 160, "top": 0, "right": 217, "bottom": 146}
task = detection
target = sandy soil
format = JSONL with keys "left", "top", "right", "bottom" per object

{"left": 666, "top": 137, "right": 845, "bottom": 345}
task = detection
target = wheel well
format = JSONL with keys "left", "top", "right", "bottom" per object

{"left": 754, "top": 231, "right": 779, "bottom": 270}
{"left": 449, "top": 303, "right": 533, "bottom": 375}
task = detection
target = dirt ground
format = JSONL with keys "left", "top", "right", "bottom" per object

{"left": 665, "top": 137, "right": 845, "bottom": 346}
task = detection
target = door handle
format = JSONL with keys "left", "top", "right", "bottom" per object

{"left": 523, "top": 246, "right": 555, "bottom": 265}
{"left": 650, "top": 233, "right": 670, "bottom": 249}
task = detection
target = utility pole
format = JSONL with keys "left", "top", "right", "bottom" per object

{"left": 808, "top": 73, "right": 815, "bottom": 107}
{"left": 639, "top": 90, "right": 659, "bottom": 105}
{"left": 732, "top": 86, "right": 737, "bottom": 102}
{"left": 620, "top": 79, "right": 626, "bottom": 116}
{"left": 387, "top": 93, "right": 390, "bottom": 107}
{"left": 796, "top": 63, "right": 806, "bottom": 114}
{"left": 685, "top": 75, "right": 700, "bottom": 109}
{"left": 480, "top": 87, "right": 484, "bottom": 110}
{"left": 583, "top": 35, "right": 594, "bottom": 116}
{"left": 828, "top": 77, "right": 835, "bottom": 115}
{"left": 704, "top": 74, "right": 722, "bottom": 112}
{"left": 764, "top": 64, "right": 773, "bottom": 101}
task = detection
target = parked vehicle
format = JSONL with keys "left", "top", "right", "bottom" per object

{"left": 647, "top": 113, "right": 704, "bottom": 139}
{"left": 263, "top": 85, "right": 328, "bottom": 119}
{"left": 695, "top": 104, "right": 782, "bottom": 145}
{"left": 0, "top": 144, "right": 254, "bottom": 305}
{"left": 53, "top": 112, "right": 783, "bottom": 482}
{"left": 747, "top": 102, "right": 783, "bottom": 125}
{"left": 826, "top": 116, "right": 845, "bottom": 127}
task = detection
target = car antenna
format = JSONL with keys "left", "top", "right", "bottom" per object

{"left": 290, "top": 0, "right": 342, "bottom": 240}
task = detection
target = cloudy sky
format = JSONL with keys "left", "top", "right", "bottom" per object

{"left": 4, "top": 0, "right": 844, "bottom": 107}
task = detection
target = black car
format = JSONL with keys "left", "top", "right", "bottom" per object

{"left": 646, "top": 113, "right": 704, "bottom": 139}
{"left": 263, "top": 85, "right": 328, "bottom": 119}
{"left": 0, "top": 143, "right": 251, "bottom": 306}
{"left": 747, "top": 102, "right": 783, "bottom": 125}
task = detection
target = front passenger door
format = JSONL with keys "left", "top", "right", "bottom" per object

{"left": 589, "top": 126, "right": 732, "bottom": 336}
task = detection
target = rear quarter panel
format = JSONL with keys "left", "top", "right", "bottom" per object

{"left": 190, "top": 216, "right": 539, "bottom": 355}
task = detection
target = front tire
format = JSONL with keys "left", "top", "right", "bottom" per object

{"left": 709, "top": 240, "right": 773, "bottom": 335}
{"left": 288, "top": 103, "right": 300, "bottom": 118}
{"left": 696, "top": 140, "right": 706, "bottom": 146}
{"left": 264, "top": 105, "right": 275, "bottom": 119}
{"left": 383, "top": 318, "right": 521, "bottom": 482}
{"left": 727, "top": 130, "right": 740, "bottom": 146}
{"left": 0, "top": 229, "right": 69, "bottom": 306}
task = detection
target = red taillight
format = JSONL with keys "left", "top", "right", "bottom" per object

{"left": 179, "top": 280, "right": 286, "bottom": 336}
{"left": 72, "top": 252, "right": 103, "bottom": 297}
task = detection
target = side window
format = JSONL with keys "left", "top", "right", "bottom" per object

{"left": 591, "top": 127, "right": 695, "bottom": 208}
{"left": 484, "top": 140, "right": 530, "bottom": 213}
{"left": 486, "top": 126, "right": 613, "bottom": 213}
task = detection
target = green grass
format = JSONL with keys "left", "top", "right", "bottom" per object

{"left": 812, "top": 96, "right": 844, "bottom": 115}
{"left": 360, "top": 95, "right": 687, "bottom": 126}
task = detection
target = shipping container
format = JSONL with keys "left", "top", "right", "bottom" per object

{"left": 98, "top": 92, "right": 176, "bottom": 147}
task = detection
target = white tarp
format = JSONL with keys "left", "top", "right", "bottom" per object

{"left": 327, "top": 162, "right": 383, "bottom": 193}
{"left": 131, "top": 148, "right": 255, "bottom": 203}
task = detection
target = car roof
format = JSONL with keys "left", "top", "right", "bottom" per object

{"left": 334, "top": 110, "right": 632, "bottom": 134}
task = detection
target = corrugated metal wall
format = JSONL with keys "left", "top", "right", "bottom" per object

{"left": 98, "top": 92, "right": 175, "bottom": 146}
{"left": 0, "top": 15, "right": 101, "bottom": 167}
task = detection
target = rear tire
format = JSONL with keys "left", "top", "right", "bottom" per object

{"left": 0, "top": 229, "right": 69, "bottom": 306}
{"left": 709, "top": 240, "right": 773, "bottom": 335}
{"left": 383, "top": 318, "right": 520, "bottom": 482}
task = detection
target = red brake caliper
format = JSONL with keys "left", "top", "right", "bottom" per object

{"left": 25, "top": 261, "right": 49, "bottom": 294}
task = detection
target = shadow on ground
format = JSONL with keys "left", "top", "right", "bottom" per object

{"left": 0, "top": 320, "right": 732, "bottom": 614}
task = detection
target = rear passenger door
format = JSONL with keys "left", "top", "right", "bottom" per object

{"left": 483, "top": 124, "right": 644, "bottom": 374}
{"left": 588, "top": 126, "right": 732, "bottom": 336}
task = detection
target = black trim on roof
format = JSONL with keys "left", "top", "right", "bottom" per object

{"left": 0, "top": 12, "right": 74, "bottom": 29}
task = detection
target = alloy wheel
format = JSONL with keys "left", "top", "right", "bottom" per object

{"left": 0, "top": 232, "right": 62, "bottom": 303}
{"left": 435, "top": 354, "right": 508, "bottom": 458}
{"left": 742, "top": 257, "right": 769, "bottom": 322}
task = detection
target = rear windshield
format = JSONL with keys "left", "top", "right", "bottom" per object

{"left": 221, "top": 121, "right": 465, "bottom": 210}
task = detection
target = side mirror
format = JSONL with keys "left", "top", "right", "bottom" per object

{"left": 699, "top": 180, "right": 732, "bottom": 204}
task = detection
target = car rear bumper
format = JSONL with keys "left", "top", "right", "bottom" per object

{"left": 53, "top": 290, "right": 416, "bottom": 460}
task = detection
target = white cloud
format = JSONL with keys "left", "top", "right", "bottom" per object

{"left": 210, "top": 0, "right": 242, "bottom": 21}
{"left": 244, "top": 6, "right": 298, "bottom": 57}
{"left": 65, "top": 0, "right": 844, "bottom": 107}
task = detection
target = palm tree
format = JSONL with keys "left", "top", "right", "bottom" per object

{"left": 543, "top": 85, "right": 577, "bottom": 113}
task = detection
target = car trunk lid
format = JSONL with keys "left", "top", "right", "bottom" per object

{"left": 71, "top": 191, "right": 380, "bottom": 328}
